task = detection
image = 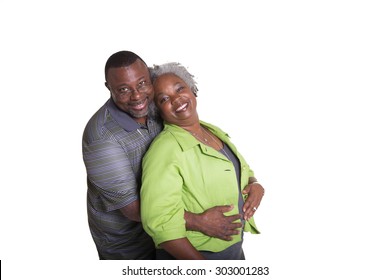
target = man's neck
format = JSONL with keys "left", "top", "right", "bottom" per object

{"left": 134, "top": 116, "right": 147, "bottom": 125}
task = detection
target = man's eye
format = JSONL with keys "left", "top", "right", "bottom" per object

{"left": 139, "top": 80, "right": 147, "bottom": 86}
{"left": 118, "top": 87, "right": 129, "bottom": 93}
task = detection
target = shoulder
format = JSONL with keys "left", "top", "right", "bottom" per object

{"left": 201, "top": 121, "right": 229, "bottom": 139}
{"left": 145, "top": 129, "right": 181, "bottom": 156}
{"left": 143, "top": 125, "right": 191, "bottom": 162}
{"left": 82, "top": 100, "right": 133, "bottom": 144}
{"left": 83, "top": 102, "right": 110, "bottom": 142}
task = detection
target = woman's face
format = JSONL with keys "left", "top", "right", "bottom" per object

{"left": 153, "top": 73, "right": 198, "bottom": 126}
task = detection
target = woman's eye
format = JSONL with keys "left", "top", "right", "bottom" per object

{"left": 160, "top": 96, "right": 169, "bottom": 103}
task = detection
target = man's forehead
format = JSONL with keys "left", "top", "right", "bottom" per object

{"left": 107, "top": 64, "right": 149, "bottom": 83}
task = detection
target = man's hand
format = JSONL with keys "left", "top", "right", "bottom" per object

{"left": 185, "top": 205, "right": 242, "bottom": 241}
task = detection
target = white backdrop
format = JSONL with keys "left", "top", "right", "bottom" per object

{"left": 1, "top": 0, "right": 389, "bottom": 279}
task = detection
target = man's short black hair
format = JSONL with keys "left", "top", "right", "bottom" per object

{"left": 104, "top": 51, "right": 147, "bottom": 81}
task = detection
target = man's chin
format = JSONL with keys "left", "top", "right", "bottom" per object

{"left": 128, "top": 108, "right": 148, "bottom": 119}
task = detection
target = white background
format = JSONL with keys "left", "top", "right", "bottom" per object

{"left": 1, "top": 0, "right": 389, "bottom": 279}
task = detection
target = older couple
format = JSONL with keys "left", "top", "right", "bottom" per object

{"left": 82, "top": 51, "right": 264, "bottom": 260}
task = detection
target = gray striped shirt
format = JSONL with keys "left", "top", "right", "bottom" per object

{"left": 82, "top": 98, "right": 162, "bottom": 259}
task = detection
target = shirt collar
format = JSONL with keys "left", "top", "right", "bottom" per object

{"left": 106, "top": 98, "right": 141, "bottom": 132}
{"left": 163, "top": 121, "right": 230, "bottom": 151}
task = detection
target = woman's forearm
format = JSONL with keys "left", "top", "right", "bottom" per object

{"left": 160, "top": 238, "right": 206, "bottom": 260}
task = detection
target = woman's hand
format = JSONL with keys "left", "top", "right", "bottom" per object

{"left": 242, "top": 180, "right": 265, "bottom": 220}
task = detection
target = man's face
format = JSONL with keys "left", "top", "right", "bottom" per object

{"left": 106, "top": 59, "right": 154, "bottom": 121}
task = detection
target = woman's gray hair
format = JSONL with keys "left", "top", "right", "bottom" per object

{"left": 151, "top": 62, "right": 198, "bottom": 96}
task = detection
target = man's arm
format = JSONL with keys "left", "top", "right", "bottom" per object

{"left": 120, "top": 200, "right": 141, "bottom": 222}
{"left": 184, "top": 205, "right": 242, "bottom": 241}
{"left": 83, "top": 138, "right": 139, "bottom": 215}
{"left": 183, "top": 180, "right": 264, "bottom": 239}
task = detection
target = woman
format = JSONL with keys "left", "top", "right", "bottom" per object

{"left": 141, "top": 63, "right": 264, "bottom": 260}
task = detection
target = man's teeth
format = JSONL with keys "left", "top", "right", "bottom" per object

{"left": 133, "top": 100, "right": 146, "bottom": 109}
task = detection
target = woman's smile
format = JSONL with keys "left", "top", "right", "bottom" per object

{"left": 175, "top": 102, "right": 189, "bottom": 113}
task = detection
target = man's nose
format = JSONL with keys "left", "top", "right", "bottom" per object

{"left": 131, "top": 89, "right": 143, "bottom": 99}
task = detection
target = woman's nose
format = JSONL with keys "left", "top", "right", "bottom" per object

{"left": 171, "top": 95, "right": 184, "bottom": 105}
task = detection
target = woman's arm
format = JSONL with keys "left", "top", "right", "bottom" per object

{"left": 242, "top": 177, "right": 265, "bottom": 220}
{"left": 160, "top": 238, "right": 206, "bottom": 260}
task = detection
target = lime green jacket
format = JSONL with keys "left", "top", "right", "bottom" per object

{"left": 141, "top": 121, "right": 259, "bottom": 252}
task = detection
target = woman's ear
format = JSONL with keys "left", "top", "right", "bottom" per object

{"left": 191, "top": 86, "right": 198, "bottom": 97}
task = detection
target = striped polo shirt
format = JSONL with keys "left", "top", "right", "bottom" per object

{"left": 82, "top": 98, "right": 162, "bottom": 259}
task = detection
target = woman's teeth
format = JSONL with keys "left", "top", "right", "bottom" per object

{"left": 176, "top": 103, "right": 188, "bottom": 112}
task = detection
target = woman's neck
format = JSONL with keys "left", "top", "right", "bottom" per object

{"left": 180, "top": 121, "right": 202, "bottom": 135}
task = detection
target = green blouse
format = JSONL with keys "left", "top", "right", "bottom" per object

{"left": 141, "top": 121, "right": 259, "bottom": 252}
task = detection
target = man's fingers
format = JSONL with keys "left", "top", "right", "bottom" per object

{"left": 225, "top": 214, "right": 242, "bottom": 223}
{"left": 218, "top": 235, "right": 233, "bottom": 241}
{"left": 213, "top": 205, "right": 234, "bottom": 213}
{"left": 218, "top": 229, "right": 240, "bottom": 241}
{"left": 227, "top": 222, "right": 242, "bottom": 230}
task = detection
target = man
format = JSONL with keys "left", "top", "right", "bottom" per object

{"left": 82, "top": 51, "right": 250, "bottom": 259}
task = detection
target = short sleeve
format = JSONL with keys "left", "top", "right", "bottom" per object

{"left": 83, "top": 139, "right": 138, "bottom": 211}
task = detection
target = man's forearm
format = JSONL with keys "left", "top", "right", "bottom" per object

{"left": 184, "top": 211, "right": 200, "bottom": 231}
{"left": 120, "top": 200, "right": 141, "bottom": 222}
